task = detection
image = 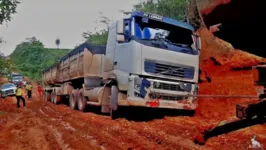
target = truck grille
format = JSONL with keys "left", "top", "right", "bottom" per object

{"left": 160, "top": 95, "right": 184, "bottom": 101}
{"left": 144, "top": 60, "right": 194, "bottom": 79}
{"left": 134, "top": 92, "right": 184, "bottom": 101}
{"left": 153, "top": 82, "right": 185, "bottom": 92}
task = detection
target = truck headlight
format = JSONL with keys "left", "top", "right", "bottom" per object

{"left": 180, "top": 82, "right": 192, "bottom": 92}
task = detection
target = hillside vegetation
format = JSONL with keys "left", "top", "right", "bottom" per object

{"left": 10, "top": 37, "right": 71, "bottom": 79}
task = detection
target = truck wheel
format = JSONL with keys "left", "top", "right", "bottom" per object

{"left": 45, "top": 92, "right": 51, "bottom": 102}
{"left": 43, "top": 91, "right": 47, "bottom": 101}
{"left": 70, "top": 91, "right": 78, "bottom": 110}
{"left": 78, "top": 89, "right": 87, "bottom": 112}
{"left": 51, "top": 91, "right": 56, "bottom": 104}
{"left": 110, "top": 85, "right": 119, "bottom": 120}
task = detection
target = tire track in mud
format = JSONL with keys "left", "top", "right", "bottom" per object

{"left": 0, "top": 106, "right": 62, "bottom": 150}
{"left": 3, "top": 92, "right": 266, "bottom": 150}
{"left": 37, "top": 101, "right": 204, "bottom": 150}
{"left": 38, "top": 103, "right": 160, "bottom": 150}
{"left": 30, "top": 102, "right": 101, "bottom": 150}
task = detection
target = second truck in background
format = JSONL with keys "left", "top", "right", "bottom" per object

{"left": 42, "top": 11, "right": 201, "bottom": 119}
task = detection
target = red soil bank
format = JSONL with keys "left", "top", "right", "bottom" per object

{"left": 196, "top": 28, "right": 266, "bottom": 120}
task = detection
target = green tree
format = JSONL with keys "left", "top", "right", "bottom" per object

{"left": 133, "top": 0, "right": 187, "bottom": 21}
{"left": 55, "top": 38, "right": 60, "bottom": 49}
{"left": 0, "top": 52, "right": 11, "bottom": 77}
{"left": 0, "top": 0, "right": 20, "bottom": 25}
{"left": 82, "top": 12, "right": 111, "bottom": 45}
{"left": 0, "top": 0, "right": 20, "bottom": 77}
{"left": 10, "top": 37, "right": 71, "bottom": 79}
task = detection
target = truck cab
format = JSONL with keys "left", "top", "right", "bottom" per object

{"left": 104, "top": 11, "right": 201, "bottom": 111}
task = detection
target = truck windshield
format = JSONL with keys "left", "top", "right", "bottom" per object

{"left": 13, "top": 77, "right": 22, "bottom": 80}
{"left": 133, "top": 16, "right": 198, "bottom": 55}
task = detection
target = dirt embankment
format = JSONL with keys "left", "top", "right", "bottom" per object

{"left": 193, "top": 0, "right": 266, "bottom": 121}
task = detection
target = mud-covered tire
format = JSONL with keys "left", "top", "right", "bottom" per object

{"left": 51, "top": 91, "right": 56, "bottom": 104}
{"left": 78, "top": 89, "right": 87, "bottom": 112}
{"left": 110, "top": 85, "right": 119, "bottom": 120}
{"left": 45, "top": 92, "right": 51, "bottom": 102}
{"left": 69, "top": 90, "right": 78, "bottom": 110}
{"left": 43, "top": 91, "right": 47, "bottom": 101}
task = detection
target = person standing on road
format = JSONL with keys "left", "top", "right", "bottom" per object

{"left": 26, "top": 82, "right": 33, "bottom": 100}
{"left": 37, "top": 84, "right": 43, "bottom": 98}
{"left": 16, "top": 82, "right": 26, "bottom": 108}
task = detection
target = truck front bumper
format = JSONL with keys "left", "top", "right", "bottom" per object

{"left": 118, "top": 98, "right": 197, "bottom": 110}
{"left": 124, "top": 75, "right": 198, "bottom": 110}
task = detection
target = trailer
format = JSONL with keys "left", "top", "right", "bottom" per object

{"left": 42, "top": 11, "right": 201, "bottom": 119}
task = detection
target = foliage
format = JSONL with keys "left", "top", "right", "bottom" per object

{"left": 10, "top": 37, "right": 71, "bottom": 79}
{"left": 55, "top": 38, "right": 60, "bottom": 49}
{"left": 82, "top": 30, "right": 108, "bottom": 45}
{"left": 82, "top": 12, "right": 111, "bottom": 45}
{"left": 0, "top": 52, "right": 11, "bottom": 77}
{"left": 133, "top": 0, "right": 187, "bottom": 21}
{"left": 0, "top": 0, "right": 20, "bottom": 25}
{"left": 0, "top": 0, "right": 20, "bottom": 77}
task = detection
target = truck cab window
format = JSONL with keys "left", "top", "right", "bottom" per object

{"left": 124, "top": 20, "right": 131, "bottom": 43}
{"left": 133, "top": 16, "right": 198, "bottom": 55}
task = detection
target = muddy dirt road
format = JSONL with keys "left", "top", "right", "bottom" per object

{"left": 0, "top": 88, "right": 266, "bottom": 150}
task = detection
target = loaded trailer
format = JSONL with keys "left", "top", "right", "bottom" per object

{"left": 42, "top": 11, "right": 201, "bottom": 119}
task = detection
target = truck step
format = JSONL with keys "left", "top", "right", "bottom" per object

{"left": 87, "top": 101, "right": 101, "bottom": 106}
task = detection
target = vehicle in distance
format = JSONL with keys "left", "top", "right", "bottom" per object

{"left": 10, "top": 73, "right": 24, "bottom": 86}
{"left": 1, "top": 83, "right": 17, "bottom": 98}
{"left": 42, "top": 11, "right": 201, "bottom": 119}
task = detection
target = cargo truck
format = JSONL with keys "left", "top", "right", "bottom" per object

{"left": 42, "top": 11, "right": 201, "bottom": 119}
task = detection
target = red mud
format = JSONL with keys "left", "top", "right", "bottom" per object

{"left": 1, "top": 90, "right": 266, "bottom": 149}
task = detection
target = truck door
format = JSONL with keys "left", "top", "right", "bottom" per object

{"left": 113, "top": 19, "right": 132, "bottom": 72}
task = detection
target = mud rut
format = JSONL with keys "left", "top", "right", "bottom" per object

{"left": 0, "top": 89, "right": 266, "bottom": 150}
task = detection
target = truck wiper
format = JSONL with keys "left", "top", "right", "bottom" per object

{"left": 171, "top": 43, "right": 190, "bottom": 48}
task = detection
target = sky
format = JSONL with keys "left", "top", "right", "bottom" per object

{"left": 0, "top": 0, "right": 141, "bottom": 56}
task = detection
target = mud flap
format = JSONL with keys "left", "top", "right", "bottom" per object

{"left": 110, "top": 85, "right": 119, "bottom": 119}
{"left": 111, "top": 86, "right": 118, "bottom": 111}
{"left": 101, "top": 86, "right": 111, "bottom": 113}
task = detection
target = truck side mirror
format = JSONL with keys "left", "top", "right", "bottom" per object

{"left": 116, "top": 19, "right": 124, "bottom": 34}
{"left": 116, "top": 34, "right": 125, "bottom": 42}
{"left": 196, "top": 37, "right": 201, "bottom": 51}
{"left": 192, "top": 34, "right": 201, "bottom": 51}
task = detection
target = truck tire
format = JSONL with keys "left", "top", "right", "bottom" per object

{"left": 70, "top": 90, "right": 78, "bottom": 110}
{"left": 43, "top": 91, "right": 47, "bottom": 101}
{"left": 78, "top": 89, "right": 87, "bottom": 112}
{"left": 110, "top": 85, "right": 119, "bottom": 120}
{"left": 51, "top": 91, "right": 56, "bottom": 104}
{"left": 45, "top": 92, "right": 51, "bottom": 102}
